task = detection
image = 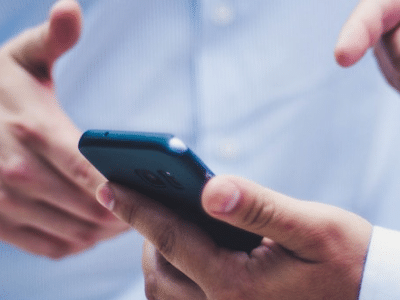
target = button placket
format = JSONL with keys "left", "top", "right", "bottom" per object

{"left": 212, "top": 3, "right": 235, "bottom": 26}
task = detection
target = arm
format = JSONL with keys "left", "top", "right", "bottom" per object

{"left": 97, "top": 175, "right": 372, "bottom": 299}
{"left": 0, "top": 0, "right": 129, "bottom": 258}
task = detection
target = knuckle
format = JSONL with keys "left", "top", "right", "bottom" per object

{"left": 75, "top": 227, "right": 99, "bottom": 247}
{"left": 48, "top": 249, "right": 70, "bottom": 260}
{"left": 301, "top": 229, "right": 332, "bottom": 257}
{"left": 10, "top": 120, "right": 48, "bottom": 148}
{"left": 34, "top": 233, "right": 73, "bottom": 259}
{"left": 118, "top": 195, "right": 141, "bottom": 226}
{"left": 0, "top": 190, "right": 19, "bottom": 212}
{"left": 317, "top": 219, "right": 345, "bottom": 251}
{"left": 241, "top": 192, "right": 276, "bottom": 231}
{"left": 301, "top": 208, "right": 344, "bottom": 257}
{"left": 0, "top": 189, "right": 10, "bottom": 206}
{"left": 68, "top": 153, "right": 103, "bottom": 191}
{"left": 0, "top": 156, "right": 32, "bottom": 184}
{"left": 47, "top": 240, "right": 77, "bottom": 259}
{"left": 22, "top": 225, "right": 74, "bottom": 259}
{"left": 154, "top": 224, "right": 177, "bottom": 258}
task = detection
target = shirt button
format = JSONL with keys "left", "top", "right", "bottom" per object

{"left": 212, "top": 4, "right": 235, "bottom": 26}
{"left": 218, "top": 138, "right": 240, "bottom": 160}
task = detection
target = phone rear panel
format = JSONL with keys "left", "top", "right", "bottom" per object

{"left": 79, "top": 130, "right": 262, "bottom": 252}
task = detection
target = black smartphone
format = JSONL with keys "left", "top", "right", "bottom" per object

{"left": 78, "top": 130, "right": 262, "bottom": 253}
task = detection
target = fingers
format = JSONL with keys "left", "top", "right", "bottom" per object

{"left": 0, "top": 215, "right": 71, "bottom": 259}
{"left": 3, "top": 0, "right": 82, "bottom": 81}
{"left": 0, "top": 185, "right": 128, "bottom": 258}
{"left": 0, "top": 0, "right": 130, "bottom": 258}
{"left": 96, "top": 183, "right": 228, "bottom": 288}
{"left": 0, "top": 188, "right": 99, "bottom": 243}
{"left": 0, "top": 0, "right": 90, "bottom": 194}
{"left": 335, "top": 0, "right": 400, "bottom": 67}
{"left": 201, "top": 175, "right": 372, "bottom": 261}
{"left": 10, "top": 118, "right": 106, "bottom": 199}
{"left": 0, "top": 151, "right": 111, "bottom": 223}
{"left": 142, "top": 241, "right": 207, "bottom": 300}
{"left": 1, "top": 67, "right": 108, "bottom": 216}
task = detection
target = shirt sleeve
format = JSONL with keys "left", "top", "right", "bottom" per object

{"left": 358, "top": 226, "right": 400, "bottom": 300}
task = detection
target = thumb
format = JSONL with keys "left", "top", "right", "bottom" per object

{"left": 202, "top": 175, "right": 371, "bottom": 261}
{"left": 5, "top": 0, "right": 82, "bottom": 81}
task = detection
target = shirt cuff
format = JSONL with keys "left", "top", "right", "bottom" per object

{"left": 359, "top": 226, "right": 400, "bottom": 300}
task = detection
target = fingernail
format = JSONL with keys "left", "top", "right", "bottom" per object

{"left": 335, "top": 51, "right": 352, "bottom": 67}
{"left": 97, "top": 184, "right": 115, "bottom": 211}
{"left": 210, "top": 181, "right": 241, "bottom": 214}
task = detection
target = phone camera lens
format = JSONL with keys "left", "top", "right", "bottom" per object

{"left": 135, "top": 169, "right": 166, "bottom": 188}
{"left": 158, "top": 170, "right": 184, "bottom": 189}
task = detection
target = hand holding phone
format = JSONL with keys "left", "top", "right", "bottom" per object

{"left": 79, "top": 130, "right": 262, "bottom": 252}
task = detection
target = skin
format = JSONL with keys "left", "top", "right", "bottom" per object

{"left": 0, "top": 0, "right": 129, "bottom": 259}
{"left": 335, "top": 0, "right": 400, "bottom": 89}
{"left": 96, "top": 0, "right": 400, "bottom": 298}
{"left": 3, "top": 0, "right": 399, "bottom": 295}
{"left": 97, "top": 176, "right": 372, "bottom": 299}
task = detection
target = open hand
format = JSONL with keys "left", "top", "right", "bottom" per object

{"left": 0, "top": 0, "right": 129, "bottom": 259}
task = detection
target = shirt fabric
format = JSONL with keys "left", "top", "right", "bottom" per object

{"left": 359, "top": 227, "right": 400, "bottom": 300}
{"left": 0, "top": 0, "right": 400, "bottom": 299}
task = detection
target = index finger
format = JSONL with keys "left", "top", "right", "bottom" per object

{"left": 96, "top": 182, "right": 232, "bottom": 288}
{"left": 335, "top": 0, "right": 400, "bottom": 66}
